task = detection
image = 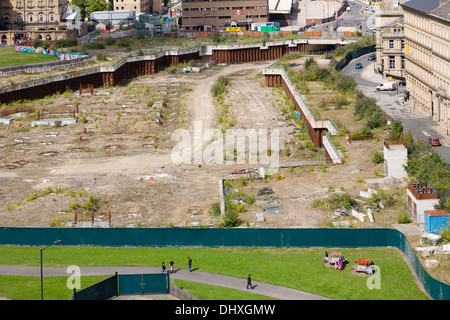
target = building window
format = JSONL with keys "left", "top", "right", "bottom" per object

{"left": 38, "top": 1, "right": 43, "bottom": 7}
{"left": 49, "top": 12, "right": 55, "bottom": 22}
{"left": 401, "top": 40, "right": 405, "bottom": 49}
{"left": 38, "top": 12, "right": 44, "bottom": 22}
{"left": 389, "top": 40, "right": 394, "bottom": 49}
{"left": 17, "top": 13, "right": 23, "bottom": 22}
{"left": 389, "top": 56, "right": 395, "bottom": 69}
{"left": 16, "top": 1, "right": 22, "bottom": 7}
{"left": 27, "top": 1, "right": 33, "bottom": 7}
{"left": 402, "top": 56, "right": 405, "bottom": 68}
{"left": 28, "top": 13, "right": 34, "bottom": 22}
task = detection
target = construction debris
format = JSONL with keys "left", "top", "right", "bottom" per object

{"left": 257, "top": 186, "right": 274, "bottom": 196}
{"left": 262, "top": 203, "right": 282, "bottom": 215}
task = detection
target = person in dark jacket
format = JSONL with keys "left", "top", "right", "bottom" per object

{"left": 247, "top": 274, "right": 253, "bottom": 289}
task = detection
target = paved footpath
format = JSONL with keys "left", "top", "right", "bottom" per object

{"left": 0, "top": 265, "right": 329, "bottom": 300}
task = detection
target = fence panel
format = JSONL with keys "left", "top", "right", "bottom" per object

{"left": 0, "top": 227, "right": 449, "bottom": 300}
{"left": 73, "top": 274, "right": 118, "bottom": 300}
{"left": 118, "top": 273, "right": 168, "bottom": 295}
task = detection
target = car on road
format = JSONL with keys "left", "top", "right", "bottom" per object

{"left": 428, "top": 137, "right": 441, "bottom": 147}
{"left": 368, "top": 54, "right": 376, "bottom": 61}
{"left": 376, "top": 82, "right": 397, "bottom": 91}
{"left": 355, "top": 63, "right": 363, "bottom": 69}
{"left": 399, "top": 79, "right": 406, "bottom": 86}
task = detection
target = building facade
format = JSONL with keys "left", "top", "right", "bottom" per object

{"left": 0, "top": 0, "right": 84, "bottom": 44}
{"left": 181, "top": 0, "right": 269, "bottom": 31}
{"left": 402, "top": 0, "right": 450, "bottom": 133}
{"left": 113, "top": 0, "right": 151, "bottom": 14}
{"left": 375, "top": 0, "right": 406, "bottom": 79}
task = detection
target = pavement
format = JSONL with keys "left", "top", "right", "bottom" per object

{"left": 0, "top": 265, "right": 330, "bottom": 300}
{"left": 343, "top": 54, "right": 450, "bottom": 163}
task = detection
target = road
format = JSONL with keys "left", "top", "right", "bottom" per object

{"left": 0, "top": 265, "right": 329, "bottom": 300}
{"left": 343, "top": 54, "right": 450, "bottom": 163}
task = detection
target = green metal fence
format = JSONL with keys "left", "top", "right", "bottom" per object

{"left": 72, "top": 274, "right": 118, "bottom": 300}
{"left": 335, "top": 45, "right": 376, "bottom": 71}
{"left": 1, "top": 227, "right": 448, "bottom": 300}
{"left": 72, "top": 272, "right": 169, "bottom": 300}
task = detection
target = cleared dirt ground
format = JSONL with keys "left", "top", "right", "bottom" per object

{"left": 0, "top": 60, "right": 399, "bottom": 229}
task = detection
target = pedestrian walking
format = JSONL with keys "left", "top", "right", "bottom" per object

{"left": 161, "top": 261, "right": 166, "bottom": 273}
{"left": 339, "top": 259, "right": 343, "bottom": 272}
{"left": 169, "top": 258, "right": 174, "bottom": 273}
{"left": 188, "top": 257, "right": 192, "bottom": 272}
{"left": 247, "top": 274, "right": 252, "bottom": 289}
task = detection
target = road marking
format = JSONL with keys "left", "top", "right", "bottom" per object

{"left": 421, "top": 131, "right": 430, "bottom": 137}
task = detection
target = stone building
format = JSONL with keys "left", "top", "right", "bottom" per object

{"left": 112, "top": 0, "right": 152, "bottom": 14}
{"left": 375, "top": 0, "right": 406, "bottom": 79}
{"left": 402, "top": 0, "right": 450, "bottom": 133}
{"left": 0, "top": 0, "right": 86, "bottom": 44}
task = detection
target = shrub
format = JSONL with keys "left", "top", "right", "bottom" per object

{"left": 97, "top": 53, "right": 107, "bottom": 62}
{"left": 212, "top": 77, "right": 230, "bottom": 97}
{"left": 372, "top": 151, "right": 384, "bottom": 164}
{"left": 397, "top": 212, "right": 412, "bottom": 224}
{"left": 208, "top": 203, "right": 221, "bottom": 216}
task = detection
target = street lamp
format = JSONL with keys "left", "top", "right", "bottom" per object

{"left": 40, "top": 240, "right": 62, "bottom": 300}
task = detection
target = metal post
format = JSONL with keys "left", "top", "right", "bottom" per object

{"left": 40, "top": 240, "right": 61, "bottom": 300}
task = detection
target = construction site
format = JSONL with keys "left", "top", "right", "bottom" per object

{"left": 0, "top": 52, "right": 407, "bottom": 230}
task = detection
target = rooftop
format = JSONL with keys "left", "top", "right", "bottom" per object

{"left": 269, "top": 0, "right": 293, "bottom": 14}
{"left": 425, "top": 210, "right": 450, "bottom": 216}
{"left": 408, "top": 183, "right": 440, "bottom": 200}
{"left": 401, "top": 0, "right": 441, "bottom": 13}
{"left": 430, "top": 1, "right": 450, "bottom": 22}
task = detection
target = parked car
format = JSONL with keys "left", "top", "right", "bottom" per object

{"left": 368, "top": 54, "right": 376, "bottom": 61}
{"left": 376, "top": 82, "right": 397, "bottom": 91}
{"left": 355, "top": 63, "right": 363, "bottom": 69}
{"left": 428, "top": 137, "right": 441, "bottom": 147}
{"left": 399, "top": 79, "right": 406, "bottom": 86}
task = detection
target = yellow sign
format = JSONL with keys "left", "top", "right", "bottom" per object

{"left": 387, "top": 77, "right": 393, "bottom": 81}
{"left": 405, "top": 44, "right": 411, "bottom": 53}
{"left": 226, "top": 27, "right": 245, "bottom": 32}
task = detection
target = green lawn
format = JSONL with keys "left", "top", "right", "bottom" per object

{"left": 172, "top": 279, "right": 278, "bottom": 300}
{"left": 0, "top": 48, "right": 59, "bottom": 67}
{"left": 0, "top": 246, "right": 429, "bottom": 300}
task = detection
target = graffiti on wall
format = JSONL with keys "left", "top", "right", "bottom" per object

{"left": 14, "top": 46, "right": 89, "bottom": 61}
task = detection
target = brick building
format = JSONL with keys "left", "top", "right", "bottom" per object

{"left": 181, "top": 0, "right": 269, "bottom": 31}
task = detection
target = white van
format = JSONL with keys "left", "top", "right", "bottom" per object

{"left": 376, "top": 82, "right": 397, "bottom": 91}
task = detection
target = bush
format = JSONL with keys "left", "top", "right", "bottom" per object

{"left": 312, "top": 192, "right": 357, "bottom": 211}
{"left": 212, "top": 77, "right": 230, "bottom": 97}
{"left": 51, "top": 39, "right": 77, "bottom": 49}
{"left": 208, "top": 203, "right": 221, "bottom": 216}
{"left": 97, "top": 53, "right": 107, "bottom": 62}
{"left": 372, "top": 151, "right": 384, "bottom": 164}
{"left": 397, "top": 212, "right": 412, "bottom": 224}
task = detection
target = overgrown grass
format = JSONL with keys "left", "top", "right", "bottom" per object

{"left": 0, "top": 246, "right": 429, "bottom": 300}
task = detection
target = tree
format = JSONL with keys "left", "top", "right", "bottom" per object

{"left": 86, "top": 0, "right": 110, "bottom": 17}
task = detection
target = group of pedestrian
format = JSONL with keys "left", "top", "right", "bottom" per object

{"left": 161, "top": 257, "right": 193, "bottom": 273}
{"left": 335, "top": 257, "right": 344, "bottom": 272}
{"left": 161, "top": 258, "right": 176, "bottom": 274}
{"left": 323, "top": 252, "right": 344, "bottom": 271}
